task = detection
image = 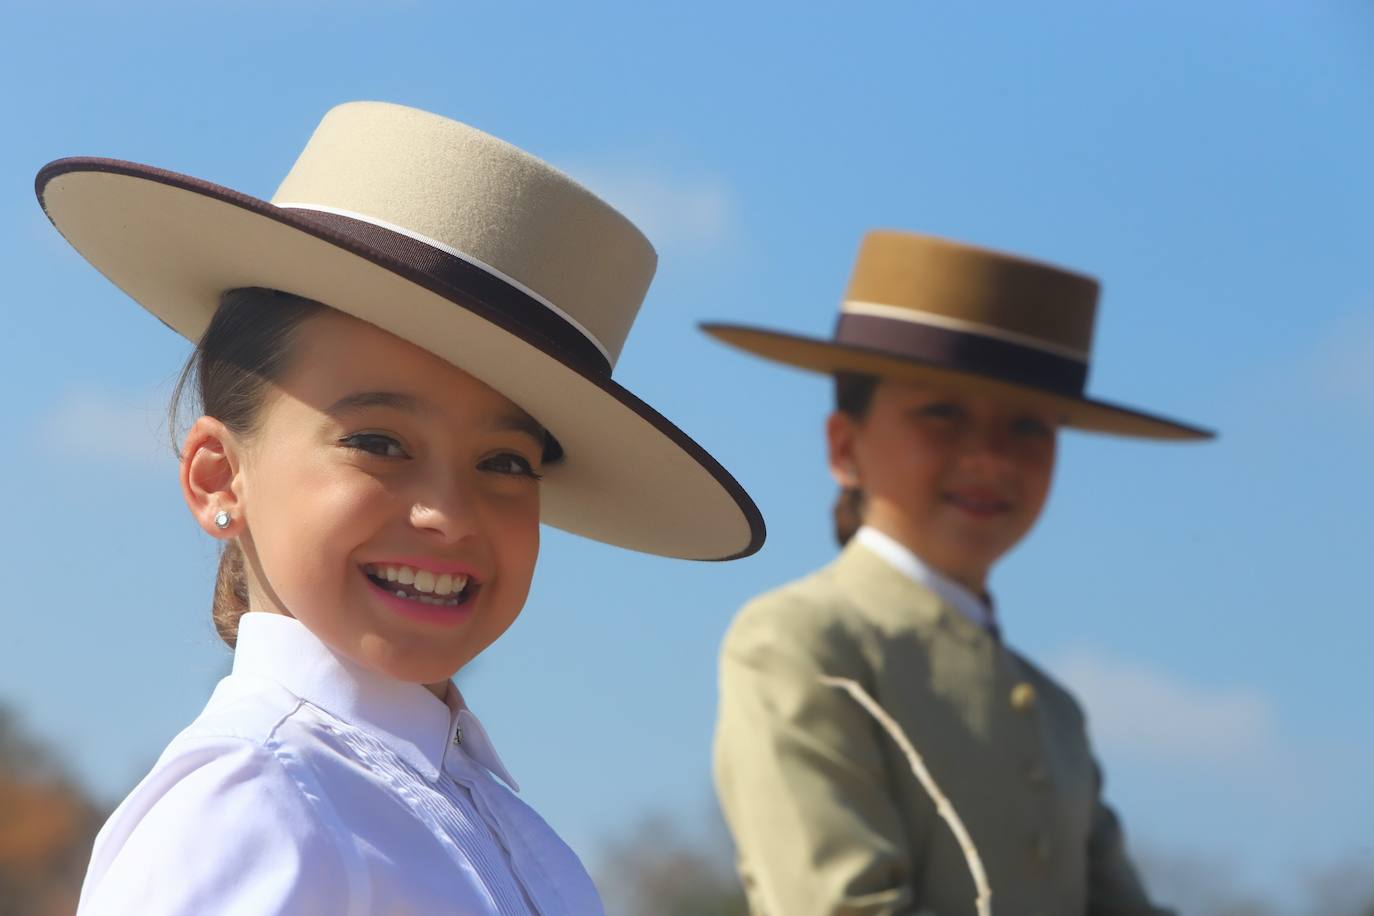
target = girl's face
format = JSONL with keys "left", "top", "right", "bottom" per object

{"left": 215, "top": 310, "right": 545, "bottom": 687}
{"left": 828, "top": 379, "right": 1059, "bottom": 593}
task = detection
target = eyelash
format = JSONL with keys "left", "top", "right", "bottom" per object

{"left": 919, "top": 402, "right": 963, "bottom": 420}
{"left": 1013, "top": 418, "right": 1052, "bottom": 438}
{"left": 479, "top": 453, "right": 543, "bottom": 481}
{"left": 340, "top": 435, "right": 542, "bottom": 480}
{"left": 341, "top": 433, "right": 408, "bottom": 458}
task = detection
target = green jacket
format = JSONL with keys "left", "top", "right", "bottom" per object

{"left": 713, "top": 541, "right": 1172, "bottom": 916}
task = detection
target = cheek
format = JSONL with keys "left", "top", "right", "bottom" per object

{"left": 485, "top": 492, "right": 542, "bottom": 600}
{"left": 875, "top": 429, "right": 950, "bottom": 494}
{"left": 250, "top": 459, "right": 395, "bottom": 577}
{"left": 1017, "top": 445, "right": 1057, "bottom": 511}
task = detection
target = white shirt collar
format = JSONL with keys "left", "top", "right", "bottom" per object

{"left": 232, "top": 612, "right": 518, "bottom": 791}
{"left": 853, "top": 526, "right": 997, "bottom": 632}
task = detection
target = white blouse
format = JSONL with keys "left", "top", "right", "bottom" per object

{"left": 77, "top": 612, "right": 603, "bottom": 915}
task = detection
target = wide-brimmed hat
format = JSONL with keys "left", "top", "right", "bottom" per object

{"left": 703, "top": 230, "right": 1212, "bottom": 439}
{"left": 37, "top": 101, "right": 764, "bottom": 559}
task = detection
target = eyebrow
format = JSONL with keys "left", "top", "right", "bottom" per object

{"left": 490, "top": 411, "right": 550, "bottom": 445}
{"left": 326, "top": 390, "right": 430, "bottom": 417}
{"left": 326, "top": 390, "right": 548, "bottom": 444}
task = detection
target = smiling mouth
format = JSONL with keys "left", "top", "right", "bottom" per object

{"left": 944, "top": 493, "right": 1012, "bottom": 516}
{"left": 362, "top": 563, "right": 477, "bottom": 607}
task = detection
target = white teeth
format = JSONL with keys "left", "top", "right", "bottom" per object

{"left": 372, "top": 563, "right": 471, "bottom": 602}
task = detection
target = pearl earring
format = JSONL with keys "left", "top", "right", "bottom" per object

{"left": 213, "top": 510, "right": 231, "bottom": 530}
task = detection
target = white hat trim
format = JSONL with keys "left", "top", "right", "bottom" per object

{"left": 841, "top": 299, "right": 1090, "bottom": 363}
{"left": 276, "top": 201, "right": 612, "bottom": 365}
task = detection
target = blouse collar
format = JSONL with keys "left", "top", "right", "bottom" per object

{"left": 853, "top": 526, "right": 997, "bottom": 633}
{"left": 231, "top": 612, "right": 518, "bottom": 791}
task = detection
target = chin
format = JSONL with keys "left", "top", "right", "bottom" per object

{"left": 380, "top": 654, "right": 463, "bottom": 686}
{"left": 356, "top": 636, "right": 461, "bottom": 684}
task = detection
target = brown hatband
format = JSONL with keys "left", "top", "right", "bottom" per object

{"left": 834, "top": 312, "right": 1088, "bottom": 395}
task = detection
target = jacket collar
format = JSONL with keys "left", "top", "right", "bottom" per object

{"left": 231, "top": 612, "right": 517, "bottom": 790}
{"left": 852, "top": 526, "right": 997, "bottom": 632}
{"left": 833, "top": 538, "right": 993, "bottom": 648}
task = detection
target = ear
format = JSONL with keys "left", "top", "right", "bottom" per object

{"left": 825, "top": 411, "right": 861, "bottom": 488}
{"left": 180, "top": 416, "right": 247, "bottom": 539}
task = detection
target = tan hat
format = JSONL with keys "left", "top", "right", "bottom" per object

{"left": 703, "top": 230, "right": 1212, "bottom": 439}
{"left": 36, "top": 101, "right": 764, "bottom": 559}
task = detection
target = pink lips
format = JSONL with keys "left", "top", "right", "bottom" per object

{"left": 944, "top": 491, "right": 1012, "bottom": 519}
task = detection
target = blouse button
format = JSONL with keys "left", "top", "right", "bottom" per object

{"left": 1010, "top": 682, "right": 1037, "bottom": 712}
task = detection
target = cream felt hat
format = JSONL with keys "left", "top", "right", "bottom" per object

{"left": 703, "top": 230, "right": 1213, "bottom": 440}
{"left": 37, "top": 101, "right": 764, "bottom": 559}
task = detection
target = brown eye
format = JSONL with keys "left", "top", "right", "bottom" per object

{"left": 479, "top": 452, "right": 543, "bottom": 480}
{"left": 918, "top": 401, "right": 964, "bottom": 421}
{"left": 1012, "top": 417, "right": 1052, "bottom": 439}
{"left": 341, "top": 433, "right": 409, "bottom": 458}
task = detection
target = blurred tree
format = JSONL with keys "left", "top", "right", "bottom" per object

{"left": 0, "top": 706, "right": 105, "bottom": 916}
{"left": 599, "top": 813, "right": 1374, "bottom": 916}
{"left": 1301, "top": 856, "right": 1374, "bottom": 916}
{"left": 596, "top": 805, "right": 748, "bottom": 916}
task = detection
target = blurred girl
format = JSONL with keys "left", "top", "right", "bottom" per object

{"left": 705, "top": 230, "right": 1206, "bottom": 915}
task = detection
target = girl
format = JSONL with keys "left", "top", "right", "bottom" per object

{"left": 703, "top": 230, "right": 1208, "bottom": 915}
{"left": 37, "top": 101, "right": 763, "bottom": 914}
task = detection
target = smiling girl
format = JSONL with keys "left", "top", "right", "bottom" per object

{"left": 37, "top": 101, "right": 763, "bottom": 915}
{"left": 704, "top": 230, "right": 1209, "bottom": 915}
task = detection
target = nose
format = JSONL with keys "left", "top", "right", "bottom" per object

{"left": 409, "top": 475, "right": 480, "bottom": 543}
{"left": 962, "top": 419, "right": 1016, "bottom": 467}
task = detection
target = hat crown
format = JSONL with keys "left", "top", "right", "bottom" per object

{"left": 271, "top": 101, "right": 656, "bottom": 368}
{"left": 843, "top": 230, "right": 1100, "bottom": 361}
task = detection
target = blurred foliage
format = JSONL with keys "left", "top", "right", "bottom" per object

{"left": 0, "top": 707, "right": 106, "bottom": 916}
{"left": 595, "top": 803, "right": 1374, "bottom": 916}
{"left": 596, "top": 807, "right": 748, "bottom": 916}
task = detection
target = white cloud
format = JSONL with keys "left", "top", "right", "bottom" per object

{"left": 1047, "top": 646, "right": 1282, "bottom": 768}
{"left": 38, "top": 387, "right": 175, "bottom": 469}
{"left": 1307, "top": 309, "right": 1374, "bottom": 408}
{"left": 568, "top": 164, "right": 737, "bottom": 253}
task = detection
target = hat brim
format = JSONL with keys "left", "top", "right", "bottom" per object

{"left": 702, "top": 323, "right": 1213, "bottom": 441}
{"left": 37, "top": 158, "right": 764, "bottom": 560}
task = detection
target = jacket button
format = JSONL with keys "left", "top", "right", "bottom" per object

{"left": 1010, "top": 682, "right": 1037, "bottom": 711}
{"left": 1025, "top": 762, "right": 1048, "bottom": 786}
{"left": 1033, "top": 833, "right": 1053, "bottom": 863}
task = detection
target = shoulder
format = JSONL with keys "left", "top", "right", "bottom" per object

{"left": 721, "top": 563, "right": 872, "bottom": 675}
{"left": 172, "top": 675, "right": 308, "bottom": 745}
{"left": 79, "top": 684, "right": 367, "bottom": 914}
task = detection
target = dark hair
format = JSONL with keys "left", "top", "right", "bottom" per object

{"left": 832, "top": 372, "right": 879, "bottom": 547}
{"left": 171, "top": 288, "right": 565, "bottom": 648}
{"left": 170, "top": 288, "right": 327, "bottom": 648}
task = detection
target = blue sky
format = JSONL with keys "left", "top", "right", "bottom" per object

{"left": 2, "top": 2, "right": 1371, "bottom": 910}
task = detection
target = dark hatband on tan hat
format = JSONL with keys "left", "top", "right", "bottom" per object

{"left": 37, "top": 101, "right": 765, "bottom": 560}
